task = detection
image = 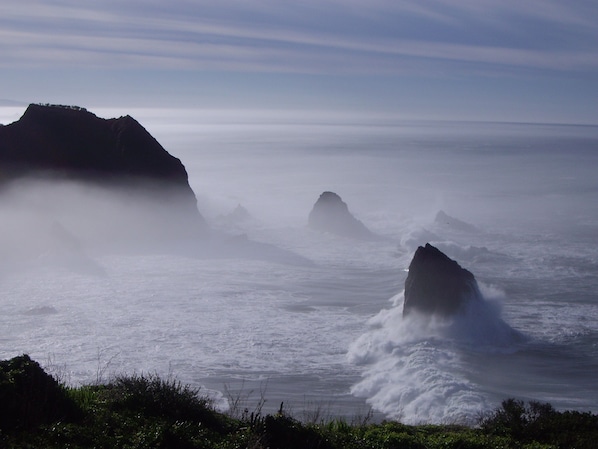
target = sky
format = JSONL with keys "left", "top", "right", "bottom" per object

{"left": 1, "top": 0, "right": 597, "bottom": 124}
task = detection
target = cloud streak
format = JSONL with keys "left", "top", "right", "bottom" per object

{"left": 2, "top": 1, "right": 597, "bottom": 122}
{"left": 1, "top": 1, "right": 597, "bottom": 75}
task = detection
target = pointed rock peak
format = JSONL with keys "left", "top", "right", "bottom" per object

{"left": 403, "top": 243, "right": 480, "bottom": 317}
{"left": 316, "top": 191, "right": 347, "bottom": 205}
{"left": 308, "top": 191, "right": 376, "bottom": 240}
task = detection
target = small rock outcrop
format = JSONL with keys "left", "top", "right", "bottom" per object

{"left": 403, "top": 243, "right": 481, "bottom": 317}
{"left": 308, "top": 191, "right": 375, "bottom": 240}
{"left": 434, "top": 210, "right": 478, "bottom": 233}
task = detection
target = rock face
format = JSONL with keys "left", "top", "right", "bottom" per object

{"left": 308, "top": 191, "right": 375, "bottom": 240}
{"left": 0, "top": 104, "right": 205, "bottom": 238}
{"left": 0, "top": 104, "right": 198, "bottom": 204}
{"left": 403, "top": 243, "right": 481, "bottom": 317}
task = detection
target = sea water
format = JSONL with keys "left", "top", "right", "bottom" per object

{"left": 1, "top": 108, "right": 597, "bottom": 423}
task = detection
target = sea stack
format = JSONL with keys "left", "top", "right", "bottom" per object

{"left": 308, "top": 191, "right": 375, "bottom": 240}
{"left": 403, "top": 243, "right": 481, "bottom": 317}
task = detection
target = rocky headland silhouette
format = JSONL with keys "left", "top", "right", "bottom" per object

{"left": 0, "top": 104, "right": 203, "bottom": 224}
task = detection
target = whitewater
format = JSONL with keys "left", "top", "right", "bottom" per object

{"left": 1, "top": 108, "right": 597, "bottom": 424}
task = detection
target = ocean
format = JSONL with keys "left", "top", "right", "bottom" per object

{"left": 1, "top": 108, "right": 597, "bottom": 424}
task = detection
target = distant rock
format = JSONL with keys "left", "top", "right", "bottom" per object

{"left": 403, "top": 243, "right": 481, "bottom": 317}
{"left": 308, "top": 191, "right": 376, "bottom": 240}
{"left": 216, "top": 204, "right": 253, "bottom": 227}
{"left": 226, "top": 204, "right": 251, "bottom": 222}
{"left": 434, "top": 211, "right": 478, "bottom": 233}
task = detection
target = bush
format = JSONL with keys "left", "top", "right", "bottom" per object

{"left": 3, "top": 355, "right": 598, "bottom": 449}
{"left": 480, "top": 398, "right": 598, "bottom": 449}
{"left": 0, "top": 354, "right": 80, "bottom": 431}
{"left": 262, "top": 412, "right": 332, "bottom": 449}
{"left": 101, "top": 373, "right": 226, "bottom": 431}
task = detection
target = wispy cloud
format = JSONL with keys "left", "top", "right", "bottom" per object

{"left": 2, "top": 1, "right": 597, "bottom": 122}
{"left": 1, "top": 1, "right": 597, "bottom": 75}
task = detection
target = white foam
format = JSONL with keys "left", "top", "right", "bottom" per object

{"left": 347, "top": 289, "right": 523, "bottom": 423}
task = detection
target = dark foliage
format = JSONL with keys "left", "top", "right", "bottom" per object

{"left": 0, "top": 354, "right": 80, "bottom": 431}
{"left": 262, "top": 412, "right": 332, "bottom": 449}
{"left": 480, "top": 398, "right": 598, "bottom": 449}
{"left": 102, "top": 373, "right": 227, "bottom": 432}
{"left": 2, "top": 355, "right": 598, "bottom": 449}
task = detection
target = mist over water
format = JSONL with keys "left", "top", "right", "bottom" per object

{"left": 1, "top": 108, "right": 597, "bottom": 422}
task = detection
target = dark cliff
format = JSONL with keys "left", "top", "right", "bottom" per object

{"left": 0, "top": 104, "right": 191, "bottom": 193}
{"left": 0, "top": 104, "right": 207, "bottom": 247}
{"left": 0, "top": 104, "right": 204, "bottom": 227}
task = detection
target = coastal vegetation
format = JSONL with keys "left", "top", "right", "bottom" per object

{"left": 1, "top": 355, "right": 597, "bottom": 448}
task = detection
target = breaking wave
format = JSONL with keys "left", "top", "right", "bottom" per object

{"left": 348, "top": 285, "right": 524, "bottom": 424}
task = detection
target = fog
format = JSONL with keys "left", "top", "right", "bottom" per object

{"left": 0, "top": 177, "right": 204, "bottom": 262}
{"left": 144, "top": 113, "right": 598, "bottom": 236}
{"left": 1, "top": 108, "right": 597, "bottom": 422}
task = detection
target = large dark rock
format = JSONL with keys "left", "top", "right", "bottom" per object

{"left": 403, "top": 243, "right": 481, "bottom": 317}
{"left": 0, "top": 104, "right": 206, "bottom": 244}
{"left": 0, "top": 104, "right": 200, "bottom": 210}
{"left": 308, "top": 191, "right": 375, "bottom": 240}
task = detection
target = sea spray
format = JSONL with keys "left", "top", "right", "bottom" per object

{"left": 348, "top": 287, "right": 524, "bottom": 424}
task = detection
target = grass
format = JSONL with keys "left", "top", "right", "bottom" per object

{"left": 1, "top": 355, "right": 597, "bottom": 448}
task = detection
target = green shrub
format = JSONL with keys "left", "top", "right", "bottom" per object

{"left": 102, "top": 373, "right": 227, "bottom": 431}
{"left": 3, "top": 356, "right": 598, "bottom": 449}
{"left": 480, "top": 399, "right": 598, "bottom": 449}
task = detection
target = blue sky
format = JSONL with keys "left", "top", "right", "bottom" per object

{"left": 1, "top": 1, "right": 597, "bottom": 123}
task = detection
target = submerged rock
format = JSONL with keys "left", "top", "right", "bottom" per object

{"left": 403, "top": 243, "right": 481, "bottom": 317}
{"left": 22, "top": 305, "right": 59, "bottom": 315}
{"left": 308, "top": 191, "right": 376, "bottom": 240}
